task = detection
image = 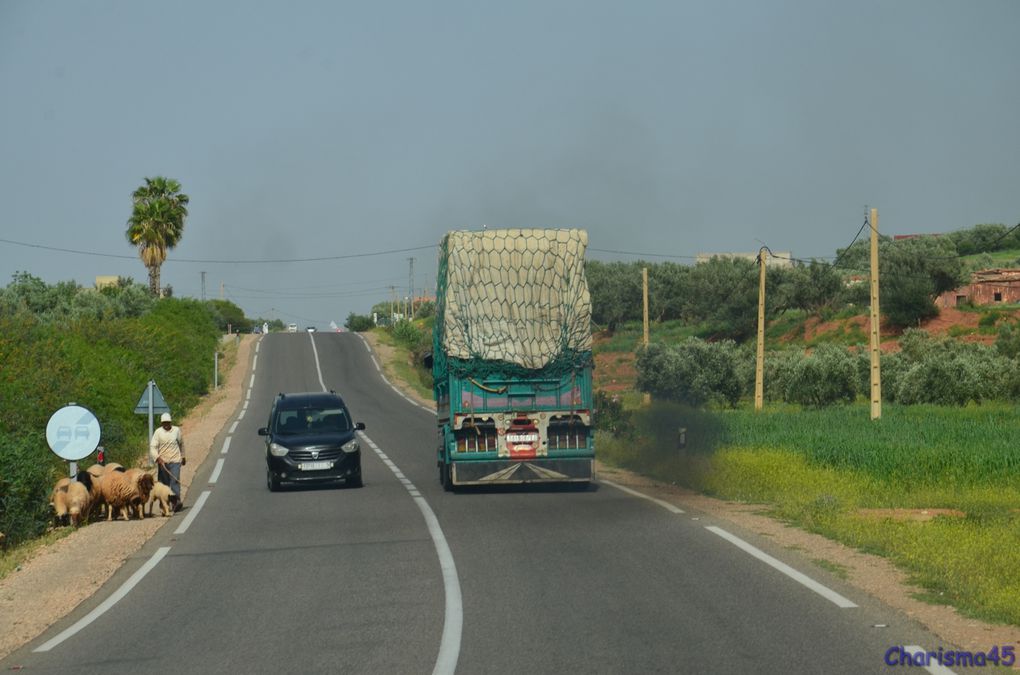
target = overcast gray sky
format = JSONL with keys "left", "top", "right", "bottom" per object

{"left": 2, "top": 1, "right": 1018, "bottom": 327}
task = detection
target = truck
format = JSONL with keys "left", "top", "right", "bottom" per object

{"left": 431, "top": 228, "right": 595, "bottom": 489}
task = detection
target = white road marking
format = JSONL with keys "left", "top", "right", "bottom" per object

{"left": 359, "top": 433, "right": 462, "bottom": 675}
{"left": 355, "top": 334, "right": 435, "bottom": 413}
{"left": 237, "top": 409, "right": 246, "bottom": 420}
{"left": 221, "top": 436, "right": 231, "bottom": 454}
{"left": 33, "top": 546, "right": 172, "bottom": 652}
{"left": 229, "top": 421, "right": 238, "bottom": 434}
{"left": 314, "top": 335, "right": 459, "bottom": 674}
{"left": 173, "top": 490, "right": 211, "bottom": 535}
{"left": 242, "top": 399, "right": 248, "bottom": 410}
{"left": 601, "top": 479, "right": 684, "bottom": 514}
{"left": 705, "top": 526, "right": 857, "bottom": 608}
{"left": 903, "top": 646, "right": 958, "bottom": 675}
{"left": 209, "top": 458, "right": 225, "bottom": 484}
{"left": 250, "top": 371, "right": 256, "bottom": 387}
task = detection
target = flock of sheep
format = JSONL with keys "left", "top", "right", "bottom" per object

{"left": 49, "top": 463, "right": 179, "bottom": 527}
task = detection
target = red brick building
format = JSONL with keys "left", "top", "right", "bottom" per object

{"left": 938, "top": 269, "right": 1020, "bottom": 308}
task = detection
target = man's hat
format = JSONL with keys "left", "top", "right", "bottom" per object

{"left": 160, "top": 413, "right": 172, "bottom": 423}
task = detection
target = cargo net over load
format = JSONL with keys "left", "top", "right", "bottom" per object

{"left": 434, "top": 228, "right": 593, "bottom": 378}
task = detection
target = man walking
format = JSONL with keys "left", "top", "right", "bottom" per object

{"left": 150, "top": 412, "right": 186, "bottom": 512}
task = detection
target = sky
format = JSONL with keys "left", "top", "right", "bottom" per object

{"left": 2, "top": 1, "right": 1018, "bottom": 328}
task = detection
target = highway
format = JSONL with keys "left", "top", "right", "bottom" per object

{"left": 4, "top": 332, "right": 968, "bottom": 674}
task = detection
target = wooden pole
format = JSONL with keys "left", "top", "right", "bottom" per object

{"left": 754, "top": 247, "right": 767, "bottom": 411}
{"left": 869, "top": 208, "right": 882, "bottom": 420}
{"left": 642, "top": 267, "right": 651, "bottom": 405}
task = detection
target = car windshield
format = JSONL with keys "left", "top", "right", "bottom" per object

{"left": 275, "top": 407, "right": 350, "bottom": 434}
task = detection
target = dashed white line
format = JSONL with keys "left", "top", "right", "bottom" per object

{"left": 173, "top": 490, "right": 211, "bottom": 535}
{"left": 221, "top": 436, "right": 231, "bottom": 454}
{"left": 705, "top": 525, "right": 858, "bottom": 608}
{"left": 237, "top": 409, "right": 245, "bottom": 420}
{"left": 209, "top": 458, "right": 225, "bottom": 484}
{"left": 229, "top": 421, "right": 238, "bottom": 434}
{"left": 33, "top": 546, "right": 172, "bottom": 652}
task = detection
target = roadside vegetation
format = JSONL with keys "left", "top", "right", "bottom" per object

{"left": 0, "top": 275, "right": 232, "bottom": 555}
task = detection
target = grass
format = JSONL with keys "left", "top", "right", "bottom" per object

{"left": 371, "top": 328, "right": 434, "bottom": 401}
{"left": 596, "top": 401, "right": 1020, "bottom": 626}
{"left": 0, "top": 529, "right": 73, "bottom": 581}
{"left": 812, "top": 558, "right": 850, "bottom": 580}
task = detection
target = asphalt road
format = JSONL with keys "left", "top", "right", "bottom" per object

{"left": 4, "top": 332, "right": 973, "bottom": 674}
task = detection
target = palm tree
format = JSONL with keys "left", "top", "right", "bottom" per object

{"left": 125, "top": 177, "right": 189, "bottom": 296}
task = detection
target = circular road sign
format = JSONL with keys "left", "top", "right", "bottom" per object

{"left": 46, "top": 405, "right": 101, "bottom": 461}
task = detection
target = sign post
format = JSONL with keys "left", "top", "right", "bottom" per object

{"left": 134, "top": 380, "right": 171, "bottom": 447}
{"left": 46, "top": 403, "right": 102, "bottom": 477}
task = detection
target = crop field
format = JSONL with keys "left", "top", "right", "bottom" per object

{"left": 597, "top": 401, "right": 1020, "bottom": 626}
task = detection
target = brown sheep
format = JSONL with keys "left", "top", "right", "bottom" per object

{"left": 99, "top": 471, "right": 141, "bottom": 521}
{"left": 147, "top": 481, "right": 177, "bottom": 517}
{"left": 123, "top": 469, "right": 155, "bottom": 519}
{"left": 101, "top": 463, "right": 125, "bottom": 475}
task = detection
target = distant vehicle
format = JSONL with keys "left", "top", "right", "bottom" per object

{"left": 252, "top": 326, "right": 262, "bottom": 334}
{"left": 287, "top": 323, "right": 298, "bottom": 333}
{"left": 306, "top": 326, "right": 317, "bottom": 332}
{"left": 258, "top": 391, "right": 366, "bottom": 491}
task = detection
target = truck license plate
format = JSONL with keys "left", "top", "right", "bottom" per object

{"left": 506, "top": 433, "right": 539, "bottom": 444}
{"left": 300, "top": 461, "right": 332, "bottom": 471}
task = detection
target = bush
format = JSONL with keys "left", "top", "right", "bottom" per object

{"left": 784, "top": 344, "right": 859, "bottom": 407}
{"left": 0, "top": 431, "right": 58, "bottom": 546}
{"left": 593, "top": 390, "right": 633, "bottom": 436}
{"left": 636, "top": 339, "right": 743, "bottom": 407}
{"left": 345, "top": 313, "right": 375, "bottom": 332}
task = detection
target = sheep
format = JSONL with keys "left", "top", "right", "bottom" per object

{"left": 101, "top": 463, "right": 125, "bottom": 475}
{"left": 82, "top": 466, "right": 107, "bottom": 518}
{"left": 65, "top": 481, "right": 92, "bottom": 527}
{"left": 123, "top": 468, "right": 155, "bottom": 519}
{"left": 49, "top": 478, "right": 71, "bottom": 526}
{"left": 147, "top": 481, "right": 177, "bottom": 517}
{"left": 98, "top": 470, "right": 143, "bottom": 521}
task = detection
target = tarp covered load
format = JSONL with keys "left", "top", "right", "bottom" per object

{"left": 435, "top": 228, "right": 592, "bottom": 372}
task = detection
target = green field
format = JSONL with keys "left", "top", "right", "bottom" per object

{"left": 597, "top": 401, "right": 1020, "bottom": 626}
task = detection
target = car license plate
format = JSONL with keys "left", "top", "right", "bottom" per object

{"left": 300, "top": 461, "right": 332, "bottom": 471}
{"left": 506, "top": 433, "right": 539, "bottom": 444}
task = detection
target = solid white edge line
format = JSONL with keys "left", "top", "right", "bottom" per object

{"left": 601, "top": 479, "right": 684, "bottom": 514}
{"left": 209, "top": 458, "right": 225, "bottom": 484}
{"left": 705, "top": 525, "right": 858, "bottom": 608}
{"left": 33, "top": 546, "right": 172, "bottom": 652}
{"left": 173, "top": 490, "right": 211, "bottom": 535}
{"left": 903, "top": 645, "right": 959, "bottom": 675}
{"left": 221, "top": 436, "right": 231, "bottom": 454}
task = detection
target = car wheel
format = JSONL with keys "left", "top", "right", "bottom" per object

{"left": 348, "top": 472, "right": 363, "bottom": 488}
{"left": 267, "top": 469, "right": 281, "bottom": 492}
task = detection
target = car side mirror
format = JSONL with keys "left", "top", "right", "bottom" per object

{"left": 355, "top": 422, "right": 366, "bottom": 431}
{"left": 257, "top": 427, "right": 269, "bottom": 436}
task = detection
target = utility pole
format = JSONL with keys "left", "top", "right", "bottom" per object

{"left": 220, "top": 282, "right": 224, "bottom": 300}
{"left": 408, "top": 257, "right": 416, "bottom": 320}
{"left": 869, "top": 207, "right": 882, "bottom": 420}
{"left": 389, "top": 285, "right": 396, "bottom": 322}
{"left": 754, "top": 247, "right": 767, "bottom": 411}
{"left": 642, "top": 267, "right": 651, "bottom": 405}
{"left": 200, "top": 271, "right": 206, "bottom": 301}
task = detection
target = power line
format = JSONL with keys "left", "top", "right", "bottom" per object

{"left": 0, "top": 237, "right": 436, "bottom": 264}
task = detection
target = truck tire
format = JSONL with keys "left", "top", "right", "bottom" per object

{"left": 439, "top": 462, "right": 453, "bottom": 492}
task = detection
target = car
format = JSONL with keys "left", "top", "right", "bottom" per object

{"left": 305, "top": 326, "right": 316, "bottom": 332}
{"left": 286, "top": 323, "right": 298, "bottom": 333}
{"left": 258, "top": 391, "right": 365, "bottom": 491}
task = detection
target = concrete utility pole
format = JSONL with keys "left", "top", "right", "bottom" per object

{"left": 409, "top": 257, "right": 416, "bottom": 320}
{"left": 754, "top": 247, "right": 767, "bottom": 411}
{"left": 642, "top": 267, "right": 651, "bottom": 405}
{"left": 200, "top": 271, "right": 206, "bottom": 301}
{"left": 869, "top": 207, "right": 882, "bottom": 420}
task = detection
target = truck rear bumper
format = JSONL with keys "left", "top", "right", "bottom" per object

{"left": 452, "top": 458, "right": 594, "bottom": 485}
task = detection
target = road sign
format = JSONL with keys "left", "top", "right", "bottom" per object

{"left": 134, "top": 381, "right": 170, "bottom": 414}
{"left": 46, "top": 405, "right": 101, "bottom": 461}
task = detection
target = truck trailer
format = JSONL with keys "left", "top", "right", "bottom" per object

{"left": 432, "top": 228, "right": 595, "bottom": 489}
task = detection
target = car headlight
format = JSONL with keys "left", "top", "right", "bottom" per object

{"left": 342, "top": 439, "right": 360, "bottom": 454}
{"left": 269, "top": 442, "right": 289, "bottom": 457}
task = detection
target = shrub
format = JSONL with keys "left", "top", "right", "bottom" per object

{"left": 345, "top": 313, "right": 375, "bottom": 332}
{"left": 783, "top": 344, "right": 858, "bottom": 407}
{"left": 636, "top": 339, "right": 743, "bottom": 407}
{"left": 593, "top": 390, "right": 633, "bottom": 436}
